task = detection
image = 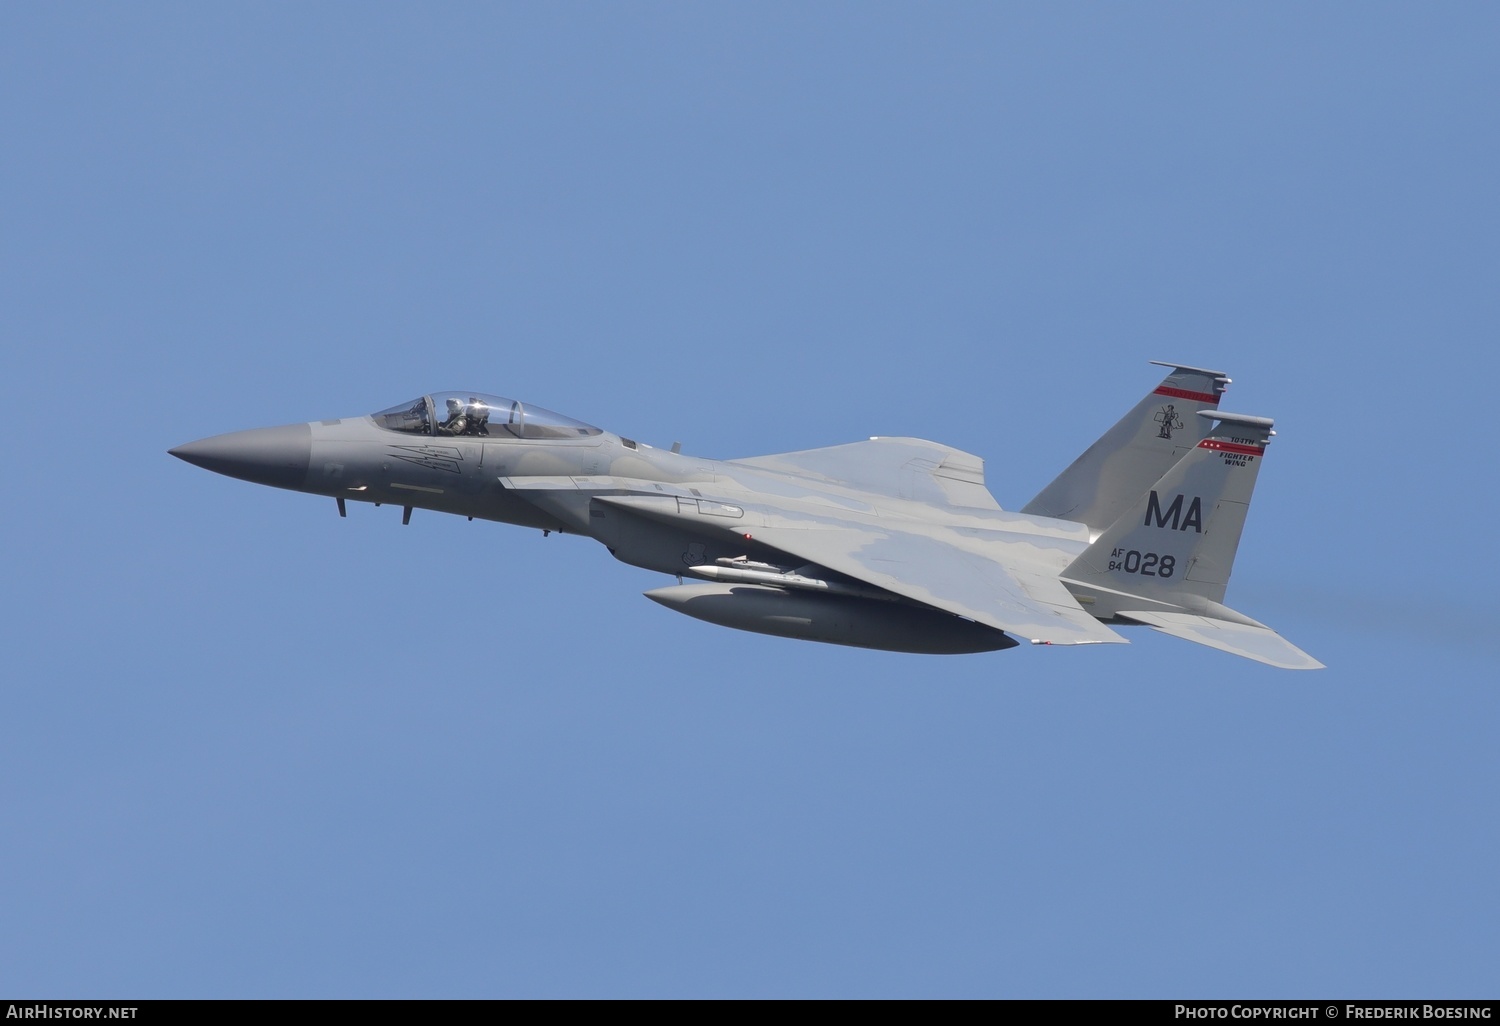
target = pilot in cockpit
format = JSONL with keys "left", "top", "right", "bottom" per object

{"left": 466, "top": 397, "right": 491, "bottom": 436}
{"left": 439, "top": 396, "right": 494, "bottom": 436}
{"left": 439, "top": 398, "right": 468, "bottom": 435}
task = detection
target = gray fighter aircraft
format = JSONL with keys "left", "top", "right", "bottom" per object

{"left": 170, "top": 362, "right": 1321, "bottom": 669}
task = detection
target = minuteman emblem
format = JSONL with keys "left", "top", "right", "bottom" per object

{"left": 1154, "top": 404, "right": 1183, "bottom": 440}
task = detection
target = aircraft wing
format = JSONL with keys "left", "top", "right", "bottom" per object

{"left": 743, "top": 519, "right": 1126, "bottom": 647}
{"left": 730, "top": 438, "right": 1003, "bottom": 511}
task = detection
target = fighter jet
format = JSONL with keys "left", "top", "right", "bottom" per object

{"left": 169, "top": 362, "right": 1321, "bottom": 669}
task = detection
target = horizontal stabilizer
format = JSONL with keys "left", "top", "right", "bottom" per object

{"left": 1116, "top": 610, "right": 1324, "bottom": 670}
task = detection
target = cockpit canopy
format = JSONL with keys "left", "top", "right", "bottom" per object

{"left": 372, "top": 392, "right": 602, "bottom": 439}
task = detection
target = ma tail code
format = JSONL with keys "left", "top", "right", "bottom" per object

{"left": 1144, "top": 491, "right": 1203, "bottom": 532}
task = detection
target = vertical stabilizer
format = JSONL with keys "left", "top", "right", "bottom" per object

{"left": 1062, "top": 411, "right": 1321, "bottom": 669}
{"left": 1061, "top": 411, "right": 1274, "bottom": 607}
{"left": 1021, "top": 362, "right": 1230, "bottom": 536}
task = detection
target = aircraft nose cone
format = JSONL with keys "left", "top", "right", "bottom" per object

{"left": 170, "top": 423, "right": 313, "bottom": 490}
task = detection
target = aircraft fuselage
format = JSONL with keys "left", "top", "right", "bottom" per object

{"left": 170, "top": 374, "right": 1321, "bottom": 668}
{"left": 170, "top": 402, "right": 1097, "bottom": 655}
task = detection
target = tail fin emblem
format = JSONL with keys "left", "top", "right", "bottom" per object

{"left": 1153, "top": 404, "right": 1183, "bottom": 439}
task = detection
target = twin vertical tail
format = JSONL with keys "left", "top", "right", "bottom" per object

{"left": 1021, "top": 362, "right": 1230, "bottom": 537}
{"left": 1062, "top": 411, "right": 1273, "bottom": 608}
{"left": 1060, "top": 411, "right": 1322, "bottom": 670}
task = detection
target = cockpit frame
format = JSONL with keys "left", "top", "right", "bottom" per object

{"left": 372, "top": 392, "right": 603, "bottom": 441}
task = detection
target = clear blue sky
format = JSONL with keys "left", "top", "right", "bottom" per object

{"left": 2, "top": 3, "right": 1496, "bottom": 998}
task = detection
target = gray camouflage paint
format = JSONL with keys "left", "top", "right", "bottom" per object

{"left": 170, "top": 366, "right": 1320, "bottom": 668}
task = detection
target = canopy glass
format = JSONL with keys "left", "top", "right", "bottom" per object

{"left": 372, "top": 393, "right": 602, "bottom": 439}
